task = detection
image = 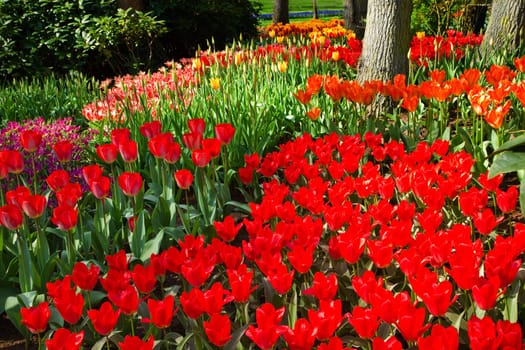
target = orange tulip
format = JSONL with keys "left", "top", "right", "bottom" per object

{"left": 484, "top": 100, "right": 511, "bottom": 129}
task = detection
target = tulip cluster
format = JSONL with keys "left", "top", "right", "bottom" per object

{"left": 19, "top": 132, "right": 522, "bottom": 349}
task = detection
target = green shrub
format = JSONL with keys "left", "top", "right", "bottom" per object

{"left": 145, "top": 0, "right": 263, "bottom": 60}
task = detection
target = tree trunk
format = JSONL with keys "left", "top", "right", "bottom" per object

{"left": 313, "top": 0, "right": 319, "bottom": 19}
{"left": 343, "top": 0, "right": 368, "bottom": 39}
{"left": 480, "top": 0, "right": 525, "bottom": 58}
{"left": 117, "top": 0, "right": 144, "bottom": 11}
{"left": 461, "top": 0, "right": 489, "bottom": 34}
{"left": 272, "top": 0, "right": 289, "bottom": 24}
{"left": 357, "top": 0, "right": 412, "bottom": 83}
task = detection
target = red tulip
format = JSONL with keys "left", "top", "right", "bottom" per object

{"left": 96, "top": 143, "right": 118, "bottom": 164}
{"left": 88, "top": 301, "right": 121, "bottom": 336}
{"left": 215, "top": 123, "right": 235, "bottom": 144}
{"left": 46, "top": 170, "right": 70, "bottom": 192}
{"left": 139, "top": 120, "right": 162, "bottom": 139}
{"left": 164, "top": 142, "right": 181, "bottom": 164}
{"left": 56, "top": 183, "right": 83, "bottom": 207}
{"left": 213, "top": 215, "right": 242, "bottom": 242}
{"left": 0, "top": 161, "right": 7, "bottom": 179}
{"left": 82, "top": 164, "right": 103, "bottom": 185}
{"left": 188, "top": 118, "right": 206, "bottom": 135}
{"left": 118, "top": 139, "right": 138, "bottom": 163}
{"left": 20, "top": 194, "right": 47, "bottom": 219}
{"left": 119, "top": 335, "right": 154, "bottom": 350}
{"left": 283, "top": 318, "right": 317, "bottom": 350}
{"left": 496, "top": 186, "right": 518, "bottom": 213}
{"left": 108, "top": 284, "right": 139, "bottom": 315}
{"left": 204, "top": 313, "right": 232, "bottom": 347}
{"left": 145, "top": 294, "right": 176, "bottom": 328}
{"left": 1, "top": 150, "right": 24, "bottom": 174}
{"left": 53, "top": 140, "right": 74, "bottom": 162}
{"left": 51, "top": 205, "right": 78, "bottom": 231}
{"left": 20, "top": 301, "right": 50, "bottom": 334}
{"left": 20, "top": 130, "right": 42, "bottom": 153}
{"left": 174, "top": 169, "right": 193, "bottom": 189}
{"left": 54, "top": 289, "right": 85, "bottom": 324}
{"left": 6, "top": 186, "right": 31, "bottom": 207}
{"left": 110, "top": 128, "right": 131, "bottom": 146}
{"left": 182, "top": 132, "right": 202, "bottom": 150}
{"left": 0, "top": 204, "right": 24, "bottom": 230}
{"left": 202, "top": 138, "right": 221, "bottom": 159}
{"left": 118, "top": 172, "right": 142, "bottom": 197}
{"left": 89, "top": 176, "right": 111, "bottom": 199}
{"left": 348, "top": 306, "right": 380, "bottom": 339}
{"left": 303, "top": 272, "right": 338, "bottom": 301}
{"left": 226, "top": 264, "right": 256, "bottom": 303}
{"left": 179, "top": 288, "right": 206, "bottom": 319}
{"left": 418, "top": 324, "right": 459, "bottom": 350}
{"left": 148, "top": 132, "right": 174, "bottom": 159}
{"left": 45, "top": 328, "right": 84, "bottom": 350}
{"left": 132, "top": 264, "right": 157, "bottom": 294}
{"left": 106, "top": 249, "right": 130, "bottom": 272}
{"left": 191, "top": 149, "right": 211, "bottom": 167}
{"left": 72, "top": 262, "right": 100, "bottom": 291}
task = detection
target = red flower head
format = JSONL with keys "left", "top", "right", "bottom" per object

{"left": 418, "top": 324, "right": 459, "bottom": 350}
{"left": 118, "top": 139, "right": 138, "bottom": 163}
{"left": 110, "top": 128, "right": 131, "bottom": 146}
{"left": 56, "top": 183, "right": 83, "bottom": 207}
{"left": 226, "top": 264, "right": 256, "bottom": 303}
{"left": 20, "top": 194, "right": 47, "bottom": 219}
{"left": 45, "top": 328, "right": 84, "bottom": 350}
{"left": 96, "top": 143, "right": 118, "bottom": 164}
{"left": 213, "top": 215, "right": 242, "bottom": 242}
{"left": 51, "top": 205, "right": 78, "bottom": 231}
{"left": 54, "top": 288, "right": 85, "bottom": 324}
{"left": 53, "top": 140, "right": 74, "bottom": 163}
{"left": 46, "top": 170, "right": 70, "bottom": 192}
{"left": 303, "top": 272, "right": 338, "bottom": 301}
{"left": 20, "top": 301, "right": 50, "bottom": 334}
{"left": 245, "top": 303, "right": 287, "bottom": 349}
{"left": 148, "top": 132, "right": 174, "bottom": 159}
{"left": 0, "top": 204, "right": 24, "bottom": 230}
{"left": 144, "top": 294, "right": 176, "bottom": 328}
{"left": 139, "top": 120, "right": 162, "bottom": 139}
{"left": 283, "top": 318, "right": 317, "bottom": 350}
{"left": 308, "top": 299, "right": 343, "bottom": 340}
{"left": 164, "top": 142, "right": 182, "bottom": 164}
{"left": 191, "top": 149, "right": 211, "bottom": 167}
{"left": 108, "top": 284, "right": 139, "bottom": 315}
{"left": 106, "top": 249, "right": 130, "bottom": 272}
{"left": 118, "top": 172, "right": 143, "bottom": 197}
{"left": 215, "top": 123, "right": 235, "bottom": 144}
{"left": 72, "top": 262, "right": 100, "bottom": 291}
{"left": 468, "top": 316, "right": 500, "bottom": 350}
{"left": 89, "top": 176, "right": 111, "bottom": 200}
{"left": 20, "top": 130, "right": 42, "bottom": 153}
{"left": 182, "top": 132, "right": 202, "bottom": 151}
{"left": 82, "top": 164, "right": 103, "bottom": 185}
{"left": 180, "top": 287, "right": 206, "bottom": 319}
{"left": 202, "top": 138, "right": 222, "bottom": 159}
{"left": 348, "top": 306, "right": 380, "bottom": 339}
{"left": 119, "top": 335, "right": 154, "bottom": 350}
{"left": 496, "top": 186, "right": 518, "bottom": 213}
{"left": 131, "top": 264, "right": 157, "bottom": 295}
{"left": 204, "top": 313, "right": 232, "bottom": 347}
{"left": 174, "top": 169, "right": 193, "bottom": 189}
{"left": 203, "top": 282, "right": 234, "bottom": 315}
{"left": 88, "top": 301, "right": 121, "bottom": 336}
{"left": 2, "top": 150, "right": 24, "bottom": 174}
{"left": 0, "top": 161, "right": 7, "bottom": 180}
{"left": 188, "top": 118, "right": 206, "bottom": 135}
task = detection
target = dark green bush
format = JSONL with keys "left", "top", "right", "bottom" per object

{"left": 0, "top": 0, "right": 166, "bottom": 80}
{"left": 145, "top": 0, "right": 262, "bottom": 60}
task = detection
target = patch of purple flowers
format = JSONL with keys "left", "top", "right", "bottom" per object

{"left": 0, "top": 117, "right": 96, "bottom": 193}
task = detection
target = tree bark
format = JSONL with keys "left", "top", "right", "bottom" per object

{"left": 313, "top": 0, "right": 319, "bottom": 19}
{"left": 272, "top": 0, "right": 289, "bottom": 24}
{"left": 480, "top": 0, "right": 525, "bottom": 58}
{"left": 357, "top": 0, "right": 412, "bottom": 83}
{"left": 461, "top": 0, "right": 489, "bottom": 34}
{"left": 343, "top": 0, "right": 368, "bottom": 39}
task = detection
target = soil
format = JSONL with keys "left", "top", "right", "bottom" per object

{"left": 0, "top": 313, "right": 36, "bottom": 350}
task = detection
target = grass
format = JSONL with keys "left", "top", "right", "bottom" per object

{"left": 255, "top": 0, "right": 342, "bottom": 14}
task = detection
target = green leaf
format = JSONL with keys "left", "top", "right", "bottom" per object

{"left": 492, "top": 133, "right": 525, "bottom": 154}
{"left": 140, "top": 230, "right": 164, "bottom": 261}
{"left": 488, "top": 152, "right": 525, "bottom": 178}
{"left": 504, "top": 280, "right": 520, "bottom": 322}
{"left": 520, "top": 179, "right": 525, "bottom": 217}
{"left": 130, "top": 211, "right": 146, "bottom": 258}
{"left": 0, "top": 286, "right": 18, "bottom": 314}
